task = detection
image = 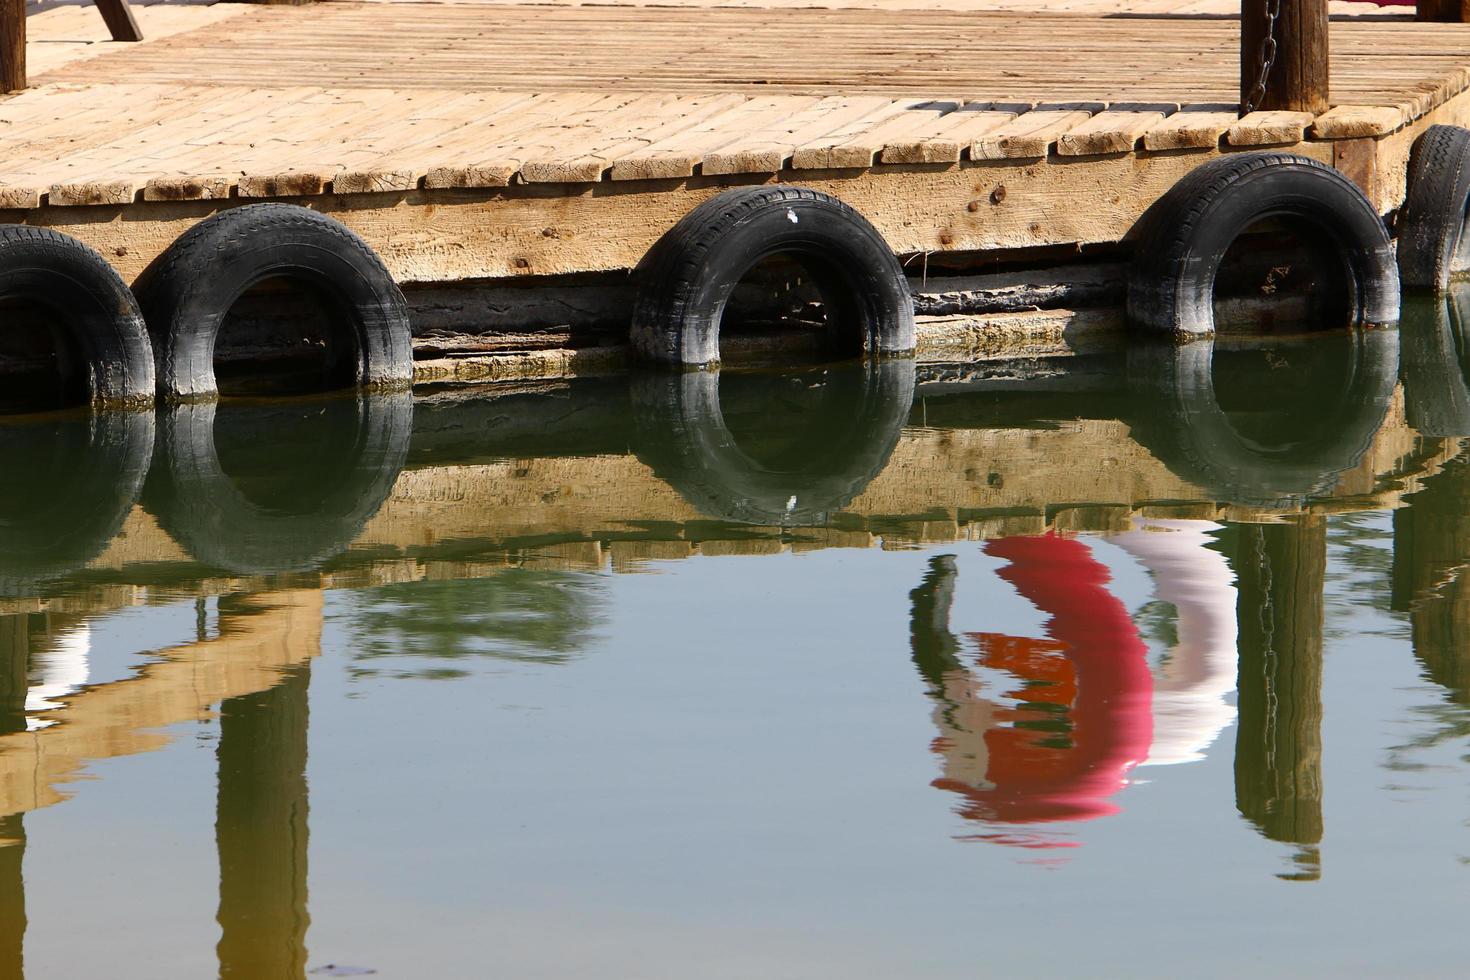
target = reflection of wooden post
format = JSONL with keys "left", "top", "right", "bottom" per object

{"left": 0, "top": 617, "right": 28, "bottom": 976}
{"left": 910, "top": 555, "right": 961, "bottom": 689}
{"left": 1393, "top": 457, "right": 1470, "bottom": 700}
{"left": 1229, "top": 516, "right": 1326, "bottom": 880}
{"left": 216, "top": 660, "right": 311, "bottom": 977}
{"left": 1418, "top": 0, "right": 1470, "bottom": 24}
{"left": 1240, "top": 0, "right": 1329, "bottom": 114}
{"left": 0, "top": 0, "right": 23, "bottom": 94}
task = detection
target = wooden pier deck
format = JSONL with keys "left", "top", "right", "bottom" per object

{"left": 9, "top": 0, "right": 1470, "bottom": 288}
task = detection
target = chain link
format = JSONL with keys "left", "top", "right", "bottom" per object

{"left": 1243, "top": 0, "right": 1282, "bottom": 115}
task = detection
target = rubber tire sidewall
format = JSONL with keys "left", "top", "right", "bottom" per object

{"left": 135, "top": 204, "right": 413, "bottom": 400}
{"left": 0, "top": 227, "right": 155, "bottom": 407}
{"left": 1397, "top": 124, "right": 1470, "bottom": 293}
{"left": 632, "top": 187, "right": 915, "bottom": 367}
{"left": 1128, "top": 153, "right": 1400, "bottom": 336}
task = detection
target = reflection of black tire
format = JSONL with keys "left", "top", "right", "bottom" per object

{"left": 1398, "top": 125, "right": 1470, "bottom": 293}
{"left": 1126, "top": 330, "right": 1398, "bottom": 506}
{"left": 1402, "top": 290, "right": 1470, "bottom": 436}
{"left": 631, "top": 359, "right": 916, "bottom": 525}
{"left": 1127, "top": 152, "right": 1399, "bottom": 335}
{"left": 145, "top": 392, "right": 412, "bottom": 574}
{"left": 0, "top": 226, "right": 155, "bottom": 407}
{"left": 135, "top": 204, "right": 413, "bottom": 400}
{"left": 631, "top": 186, "right": 915, "bottom": 367}
{"left": 0, "top": 410, "right": 154, "bottom": 593}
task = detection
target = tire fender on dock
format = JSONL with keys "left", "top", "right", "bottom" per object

{"left": 134, "top": 204, "right": 414, "bottom": 401}
{"left": 1127, "top": 152, "right": 1399, "bottom": 336}
{"left": 0, "top": 225, "right": 155, "bottom": 407}
{"left": 1397, "top": 125, "right": 1470, "bottom": 294}
{"left": 631, "top": 186, "right": 915, "bottom": 368}
{"left": 630, "top": 358, "right": 915, "bottom": 525}
{"left": 144, "top": 392, "right": 413, "bottom": 574}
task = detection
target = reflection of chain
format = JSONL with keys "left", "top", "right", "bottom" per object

{"left": 1243, "top": 0, "right": 1282, "bottom": 115}
{"left": 1254, "top": 530, "right": 1279, "bottom": 777}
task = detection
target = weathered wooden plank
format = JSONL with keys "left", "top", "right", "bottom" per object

{"left": 1228, "top": 110, "right": 1317, "bottom": 146}
{"left": 702, "top": 95, "right": 893, "bottom": 175}
{"left": 972, "top": 105, "right": 1102, "bottom": 159}
{"left": 880, "top": 102, "right": 1030, "bottom": 164}
{"left": 1057, "top": 103, "right": 1176, "bottom": 156}
{"left": 1311, "top": 105, "right": 1405, "bottom": 139}
{"left": 1141, "top": 104, "right": 1238, "bottom": 151}
{"left": 20, "top": 138, "right": 1341, "bottom": 288}
{"left": 609, "top": 97, "right": 814, "bottom": 181}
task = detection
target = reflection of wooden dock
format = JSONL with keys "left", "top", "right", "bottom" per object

{"left": 0, "top": 590, "right": 319, "bottom": 818}
{"left": 5, "top": 2, "right": 1470, "bottom": 296}
{"left": 44, "top": 381, "right": 1456, "bottom": 594}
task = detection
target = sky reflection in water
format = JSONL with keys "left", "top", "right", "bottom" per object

{"left": 0, "top": 295, "right": 1469, "bottom": 975}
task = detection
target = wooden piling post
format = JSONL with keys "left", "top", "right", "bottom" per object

{"left": 94, "top": 0, "right": 143, "bottom": 43}
{"left": 1240, "top": 0, "right": 1330, "bottom": 116}
{"left": 1417, "top": 0, "right": 1470, "bottom": 23}
{"left": 0, "top": 0, "right": 23, "bottom": 95}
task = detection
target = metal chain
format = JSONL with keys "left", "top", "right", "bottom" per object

{"left": 1243, "top": 0, "right": 1283, "bottom": 115}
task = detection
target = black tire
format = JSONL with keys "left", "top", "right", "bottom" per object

{"left": 631, "top": 358, "right": 916, "bottom": 525}
{"left": 0, "top": 409, "right": 154, "bottom": 594}
{"left": 631, "top": 186, "right": 915, "bottom": 367}
{"left": 1401, "top": 289, "right": 1470, "bottom": 436}
{"left": 1125, "top": 329, "right": 1398, "bottom": 507}
{"left": 1398, "top": 125, "right": 1470, "bottom": 293}
{"left": 1127, "top": 152, "right": 1399, "bottom": 336}
{"left": 135, "top": 204, "right": 413, "bottom": 401}
{"left": 0, "top": 226, "right": 154, "bottom": 408}
{"left": 144, "top": 392, "right": 412, "bottom": 574}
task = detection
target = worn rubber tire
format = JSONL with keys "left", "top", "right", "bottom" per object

{"left": 144, "top": 391, "right": 412, "bottom": 574}
{"left": 0, "top": 409, "right": 154, "bottom": 594}
{"left": 134, "top": 204, "right": 413, "bottom": 400}
{"left": 1128, "top": 152, "right": 1400, "bottom": 336}
{"left": 631, "top": 358, "right": 915, "bottom": 525}
{"left": 631, "top": 186, "right": 915, "bottom": 367}
{"left": 1398, "top": 125, "right": 1470, "bottom": 293}
{"left": 1402, "top": 290, "right": 1470, "bottom": 436}
{"left": 1126, "top": 329, "right": 1398, "bottom": 507}
{"left": 0, "top": 225, "right": 155, "bottom": 407}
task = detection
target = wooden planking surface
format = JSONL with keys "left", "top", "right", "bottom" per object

{"left": 34, "top": 3, "right": 1470, "bottom": 110}
{"left": 1, "top": 2, "right": 1468, "bottom": 213}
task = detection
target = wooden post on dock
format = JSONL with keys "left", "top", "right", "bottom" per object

{"left": 1240, "top": 0, "right": 1330, "bottom": 115}
{"left": 1418, "top": 0, "right": 1470, "bottom": 23}
{"left": 94, "top": 0, "right": 143, "bottom": 43}
{"left": 0, "top": 0, "right": 23, "bottom": 94}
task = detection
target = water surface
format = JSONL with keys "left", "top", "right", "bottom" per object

{"left": 3, "top": 297, "right": 1470, "bottom": 977}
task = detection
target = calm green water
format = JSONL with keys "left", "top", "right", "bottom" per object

{"left": 4, "top": 295, "right": 1470, "bottom": 977}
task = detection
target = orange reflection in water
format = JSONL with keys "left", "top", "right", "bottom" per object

{"left": 917, "top": 533, "right": 1162, "bottom": 848}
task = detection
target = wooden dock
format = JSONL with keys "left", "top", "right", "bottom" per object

{"left": 7, "top": 0, "right": 1470, "bottom": 288}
